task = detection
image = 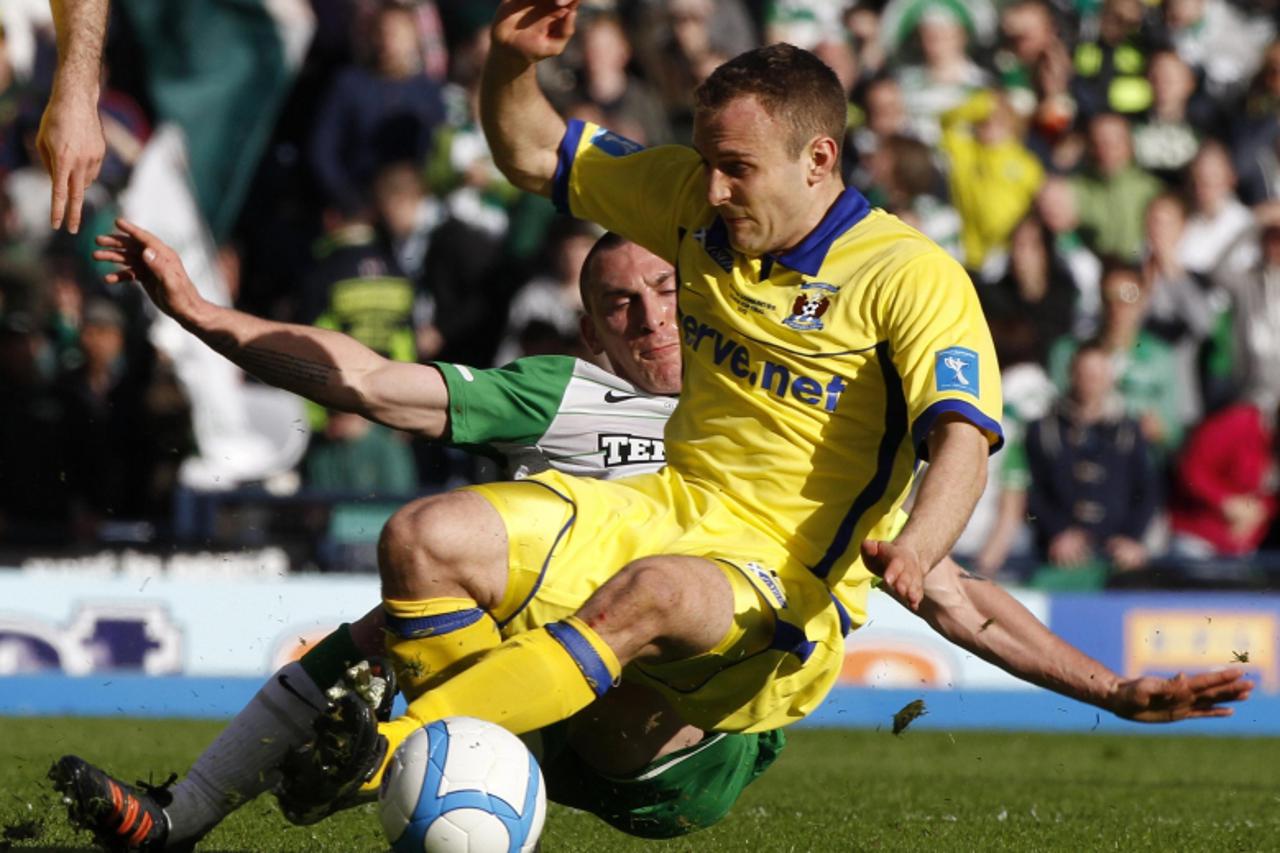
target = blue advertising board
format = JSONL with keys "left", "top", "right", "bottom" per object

{"left": 1, "top": 569, "right": 1276, "bottom": 733}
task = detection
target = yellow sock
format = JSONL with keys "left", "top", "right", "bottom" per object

{"left": 382, "top": 598, "right": 501, "bottom": 700}
{"left": 366, "top": 616, "right": 621, "bottom": 793}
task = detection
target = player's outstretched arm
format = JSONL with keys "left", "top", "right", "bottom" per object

{"left": 863, "top": 415, "right": 989, "bottom": 610}
{"left": 93, "top": 219, "right": 451, "bottom": 437}
{"left": 915, "top": 556, "right": 1254, "bottom": 722}
{"left": 40, "top": 0, "right": 109, "bottom": 233}
{"left": 479, "top": 0, "right": 577, "bottom": 196}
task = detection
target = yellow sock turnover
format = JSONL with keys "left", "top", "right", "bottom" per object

{"left": 382, "top": 597, "right": 501, "bottom": 700}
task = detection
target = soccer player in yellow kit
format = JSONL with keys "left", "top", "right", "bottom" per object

{"left": 185, "top": 0, "right": 1256, "bottom": 822}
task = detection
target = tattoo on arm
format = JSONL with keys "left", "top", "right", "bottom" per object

{"left": 958, "top": 569, "right": 989, "bottom": 582}
{"left": 240, "top": 346, "right": 335, "bottom": 389}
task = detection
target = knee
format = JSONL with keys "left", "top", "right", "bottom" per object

{"left": 581, "top": 556, "right": 735, "bottom": 663}
{"left": 377, "top": 496, "right": 464, "bottom": 593}
{"left": 592, "top": 558, "right": 707, "bottom": 648}
{"left": 611, "top": 558, "right": 689, "bottom": 617}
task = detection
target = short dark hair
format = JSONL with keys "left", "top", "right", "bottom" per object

{"left": 694, "top": 43, "right": 848, "bottom": 159}
{"left": 578, "top": 231, "right": 631, "bottom": 311}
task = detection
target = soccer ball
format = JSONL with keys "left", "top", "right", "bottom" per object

{"left": 378, "top": 717, "right": 546, "bottom": 853}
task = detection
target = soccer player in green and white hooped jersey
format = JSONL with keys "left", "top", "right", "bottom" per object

{"left": 437, "top": 350, "right": 675, "bottom": 481}
{"left": 52, "top": 228, "right": 776, "bottom": 850}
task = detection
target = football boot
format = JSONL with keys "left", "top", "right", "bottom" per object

{"left": 48, "top": 756, "right": 186, "bottom": 852}
{"left": 274, "top": 659, "right": 394, "bottom": 825}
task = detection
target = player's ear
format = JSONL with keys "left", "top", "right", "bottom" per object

{"left": 808, "top": 136, "right": 839, "bottom": 185}
{"left": 579, "top": 314, "right": 604, "bottom": 355}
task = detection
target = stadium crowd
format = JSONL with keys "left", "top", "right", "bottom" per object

{"left": 1, "top": 0, "right": 1279, "bottom": 586}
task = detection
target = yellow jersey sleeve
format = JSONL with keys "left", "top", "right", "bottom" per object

{"left": 876, "top": 250, "right": 1004, "bottom": 457}
{"left": 551, "top": 119, "right": 708, "bottom": 262}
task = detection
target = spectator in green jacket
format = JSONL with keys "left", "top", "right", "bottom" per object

{"left": 1070, "top": 111, "right": 1172, "bottom": 261}
{"left": 1070, "top": 112, "right": 1163, "bottom": 260}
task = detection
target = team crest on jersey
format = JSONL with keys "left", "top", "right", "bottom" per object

{"left": 783, "top": 282, "right": 838, "bottom": 331}
{"left": 743, "top": 561, "right": 787, "bottom": 609}
{"left": 935, "top": 346, "right": 980, "bottom": 397}
{"left": 590, "top": 127, "right": 644, "bottom": 158}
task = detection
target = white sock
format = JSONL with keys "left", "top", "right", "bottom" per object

{"left": 164, "top": 661, "right": 327, "bottom": 843}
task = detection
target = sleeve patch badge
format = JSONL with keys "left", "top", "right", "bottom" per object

{"left": 934, "top": 346, "right": 980, "bottom": 397}
{"left": 590, "top": 127, "right": 644, "bottom": 157}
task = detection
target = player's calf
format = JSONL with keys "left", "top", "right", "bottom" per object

{"left": 565, "top": 681, "right": 703, "bottom": 776}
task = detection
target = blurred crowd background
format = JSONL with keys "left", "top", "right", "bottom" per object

{"left": 2, "top": 0, "right": 1279, "bottom": 588}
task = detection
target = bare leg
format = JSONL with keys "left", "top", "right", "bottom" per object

{"left": 567, "top": 683, "right": 703, "bottom": 777}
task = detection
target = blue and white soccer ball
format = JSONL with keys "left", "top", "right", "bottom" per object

{"left": 378, "top": 716, "right": 546, "bottom": 853}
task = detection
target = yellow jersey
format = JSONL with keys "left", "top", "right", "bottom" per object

{"left": 553, "top": 120, "right": 1003, "bottom": 623}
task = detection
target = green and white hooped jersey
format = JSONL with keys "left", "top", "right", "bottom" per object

{"left": 434, "top": 355, "right": 675, "bottom": 480}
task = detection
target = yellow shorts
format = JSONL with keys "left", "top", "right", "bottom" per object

{"left": 464, "top": 466, "right": 850, "bottom": 733}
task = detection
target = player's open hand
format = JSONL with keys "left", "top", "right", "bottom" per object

{"left": 37, "top": 90, "right": 106, "bottom": 234}
{"left": 92, "top": 219, "right": 201, "bottom": 322}
{"left": 1109, "top": 668, "right": 1253, "bottom": 723}
{"left": 492, "top": 0, "right": 579, "bottom": 63}
{"left": 862, "top": 539, "right": 925, "bottom": 611}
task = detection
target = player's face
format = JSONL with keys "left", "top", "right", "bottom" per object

{"left": 693, "top": 95, "right": 818, "bottom": 257}
{"left": 582, "top": 244, "right": 682, "bottom": 395}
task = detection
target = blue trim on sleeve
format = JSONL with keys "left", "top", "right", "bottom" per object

{"left": 384, "top": 607, "right": 485, "bottom": 640}
{"left": 811, "top": 341, "right": 907, "bottom": 579}
{"left": 545, "top": 620, "right": 615, "bottom": 697}
{"left": 773, "top": 188, "right": 872, "bottom": 277}
{"left": 911, "top": 399, "right": 1005, "bottom": 462}
{"left": 830, "top": 593, "right": 853, "bottom": 637}
{"left": 551, "top": 119, "right": 587, "bottom": 215}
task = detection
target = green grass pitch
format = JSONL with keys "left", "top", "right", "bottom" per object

{"left": 2, "top": 718, "right": 1277, "bottom": 851}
